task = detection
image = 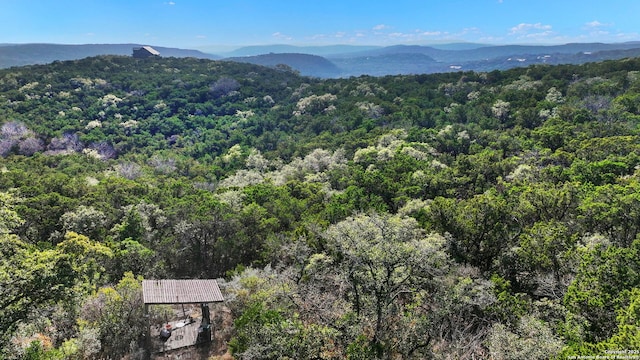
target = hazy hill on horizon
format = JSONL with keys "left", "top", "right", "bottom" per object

{"left": 0, "top": 43, "right": 219, "bottom": 68}
{"left": 3, "top": 41, "right": 640, "bottom": 78}
{"left": 217, "top": 41, "right": 640, "bottom": 77}
{"left": 330, "top": 41, "right": 640, "bottom": 62}
{"left": 224, "top": 52, "right": 342, "bottom": 78}
{"left": 216, "top": 44, "right": 383, "bottom": 57}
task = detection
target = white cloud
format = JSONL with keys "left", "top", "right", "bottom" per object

{"left": 373, "top": 24, "right": 391, "bottom": 31}
{"left": 456, "top": 27, "right": 480, "bottom": 37}
{"left": 272, "top": 32, "right": 293, "bottom": 41}
{"left": 584, "top": 20, "right": 613, "bottom": 30}
{"left": 370, "top": 29, "right": 454, "bottom": 43}
{"left": 506, "top": 23, "right": 555, "bottom": 41}
{"left": 523, "top": 31, "right": 554, "bottom": 39}
{"left": 308, "top": 34, "right": 327, "bottom": 40}
{"left": 616, "top": 31, "right": 640, "bottom": 40}
{"left": 585, "top": 20, "right": 604, "bottom": 28}
{"left": 580, "top": 20, "right": 615, "bottom": 40}
{"left": 509, "top": 23, "right": 552, "bottom": 35}
{"left": 301, "top": 25, "right": 493, "bottom": 46}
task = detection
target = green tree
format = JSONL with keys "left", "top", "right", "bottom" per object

{"left": 427, "top": 189, "right": 517, "bottom": 272}
{"left": 0, "top": 191, "right": 24, "bottom": 234}
{"left": 578, "top": 181, "right": 640, "bottom": 247}
{"left": 603, "top": 288, "right": 640, "bottom": 349}
{"left": 0, "top": 232, "right": 111, "bottom": 353}
{"left": 60, "top": 205, "right": 108, "bottom": 241}
{"left": 322, "top": 212, "right": 450, "bottom": 358}
{"left": 225, "top": 267, "right": 343, "bottom": 360}
{"left": 564, "top": 238, "right": 640, "bottom": 343}
{"left": 79, "top": 272, "right": 146, "bottom": 359}
{"left": 515, "top": 220, "right": 578, "bottom": 296}
{"left": 486, "top": 315, "right": 563, "bottom": 360}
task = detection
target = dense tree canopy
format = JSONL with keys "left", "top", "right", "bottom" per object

{"left": 2, "top": 55, "right": 640, "bottom": 358}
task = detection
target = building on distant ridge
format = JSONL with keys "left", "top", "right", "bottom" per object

{"left": 132, "top": 46, "right": 160, "bottom": 59}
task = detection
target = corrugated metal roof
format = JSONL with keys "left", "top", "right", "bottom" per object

{"left": 141, "top": 46, "right": 160, "bottom": 55}
{"left": 142, "top": 279, "right": 224, "bottom": 304}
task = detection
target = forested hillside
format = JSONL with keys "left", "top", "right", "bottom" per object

{"left": 2, "top": 55, "right": 640, "bottom": 359}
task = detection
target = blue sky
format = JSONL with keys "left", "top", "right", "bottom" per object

{"left": 2, "top": 0, "right": 639, "bottom": 51}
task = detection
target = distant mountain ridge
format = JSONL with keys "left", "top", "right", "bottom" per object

{"left": 2, "top": 42, "right": 640, "bottom": 78}
{"left": 225, "top": 53, "right": 342, "bottom": 78}
{"left": 331, "top": 53, "right": 439, "bottom": 77}
{"left": 217, "top": 44, "right": 382, "bottom": 57}
{"left": 0, "top": 43, "right": 218, "bottom": 68}
{"left": 192, "top": 41, "right": 640, "bottom": 77}
{"left": 326, "top": 42, "right": 640, "bottom": 62}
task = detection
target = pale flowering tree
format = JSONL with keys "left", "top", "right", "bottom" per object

{"left": 210, "top": 76, "right": 240, "bottom": 97}
{"left": 85, "top": 120, "right": 102, "bottom": 130}
{"left": 266, "top": 148, "right": 346, "bottom": 185}
{"left": 322, "top": 213, "right": 450, "bottom": 357}
{"left": 397, "top": 198, "right": 431, "bottom": 217}
{"left": 222, "top": 144, "right": 244, "bottom": 164}
{"left": 492, "top": 99, "right": 511, "bottom": 122}
{"left": 545, "top": 87, "right": 564, "bottom": 103}
{"left": 467, "top": 91, "right": 481, "bottom": 101}
{"left": 17, "top": 137, "right": 44, "bottom": 156}
{"left": 0, "top": 122, "right": 45, "bottom": 157}
{"left": 353, "top": 130, "right": 412, "bottom": 163}
{"left": 245, "top": 149, "right": 270, "bottom": 172}
{"left": 60, "top": 205, "right": 108, "bottom": 240}
{"left": 1, "top": 121, "right": 31, "bottom": 139}
{"left": 148, "top": 155, "right": 177, "bottom": 174}
{"left": 46, "top": 133, "right": 84, "bottom": 155}
{"left": 301, "top": 148, "right": 341, "bottom": 173}
{"left": 400, "top": 146, "right": 431, "bottom": 161}
{"left": 538, "top": 108, "right": 557, "bottom": 121}
{"left": 0, "top": 139, "right": 15, "bottom": 157}
{"left": 262, "top": 95, "right": 275, "bottom": 104}
{"left": 225, "top": 213, "right": 494, "bottom": 359}
{"left": 356, "top": 101, "right": 385, "bottom": 119}
{"left": 89, "top": 141, "right": 116, "bottom": 160}
{"left": 110, "top": 202, "right": 168, "bottom": 245}
{"left": 353, "top": 146, "right": 378, "bottom": 163}
{"left": 349, "top": 81, "right": 388, "bottom": 97}
{"left": 100, "top": 94, "right": 123, "bottom": 108}
{"left": 486, "top": 315, "right": 563, "bottom": 360}
{"left": 504, "top": 76, "right": 542, "bottom": 91}
{"left": 293, "top": 93, "right": 337, "bottom": 116}
{"left": 215, "top": 190, "right": 246, "bottom": 211}
{"left": 218, "top": 169, "right": 264, "bottom": 188}
{"left": 235, "top": 109, "right": 255, "bottom": 119}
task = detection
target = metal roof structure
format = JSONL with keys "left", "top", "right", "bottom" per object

{"left": 132, "top": 46, "right": 160, "bottom": 58}
{"left": 140, "top": 46, "right": 160, "bottom": 56}
{"left": 142, "top": 279, "right": 224, "bottom": 305}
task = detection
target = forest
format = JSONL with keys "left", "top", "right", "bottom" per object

{"left": 1, "top": 54, "right": 640, "bottom": 359}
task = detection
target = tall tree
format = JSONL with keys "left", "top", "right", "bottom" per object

{"left": 0, "top": 232, "right": 111, "bottom": 352}
{"left": 322, "top": 212, "right": 450, "bottom": 357}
